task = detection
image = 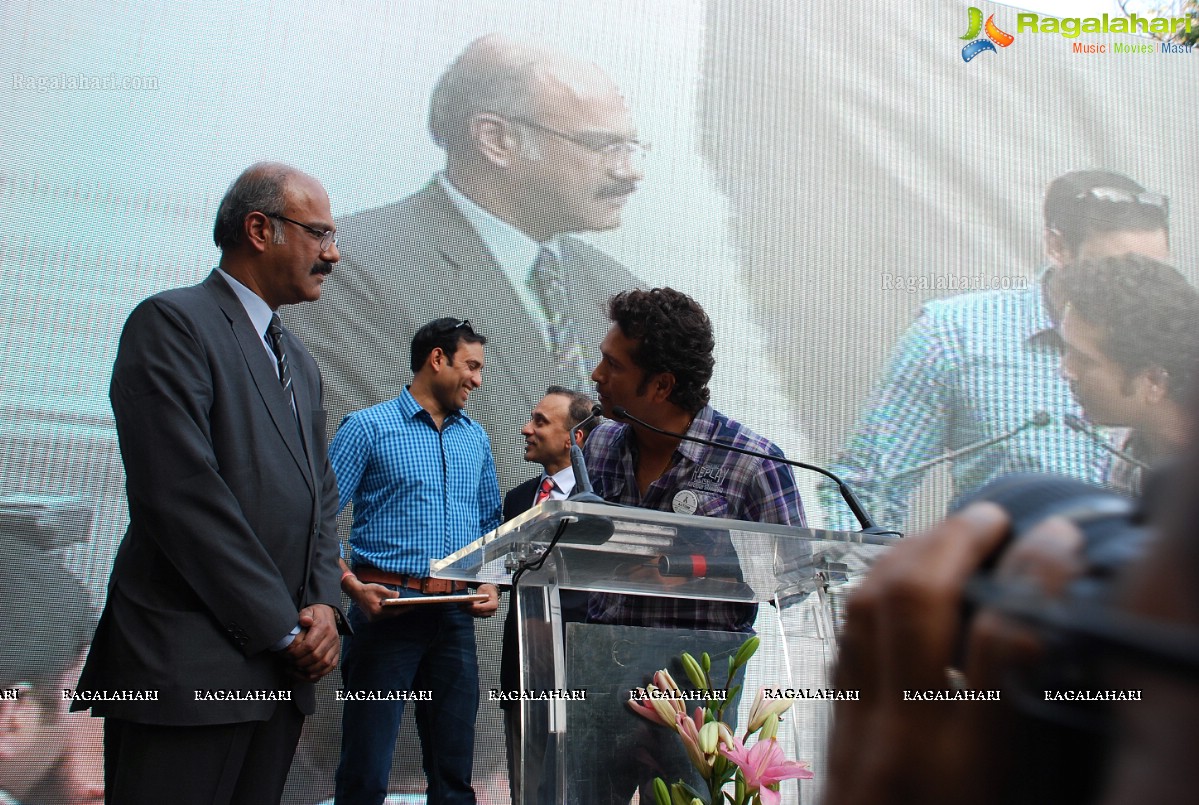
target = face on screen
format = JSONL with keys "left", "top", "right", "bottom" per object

{"left": 1059, "top": 307, "right": 1142, "bottom": 427}
{"left": 0, "top": 654, "right": 100, "bottom": 803}
{"left": 510, "top": 75, "right": 642, "bottom": 238}
{"left": 0, "top": 693, "right": 70, "bottom": 799}
{"left": 25, "top": 707, "right": 105, "bottom": 804}
{"left": 1073, "top": 227, "right": 1170, "bottom": 264}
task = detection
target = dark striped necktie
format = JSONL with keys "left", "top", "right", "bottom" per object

{"left": 266, "top": 314, "right": 294, "bottom": 398}
{"left": 266, "top": 315, "right": 304, "bottom": 443}
{"left": 528, "top": 246, "right": 590, "bottom": 391}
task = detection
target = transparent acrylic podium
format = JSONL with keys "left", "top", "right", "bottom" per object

{"left": 431, "top": 501, "right": 896, "bottom": 805}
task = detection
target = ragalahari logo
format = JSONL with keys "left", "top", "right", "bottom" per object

{"left": 961, "top": 7, "right": 1015, "bottom": 61}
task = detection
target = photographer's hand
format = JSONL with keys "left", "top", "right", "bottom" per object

{"left": 825, "top": 503, "right": 1084, "bottom": 805}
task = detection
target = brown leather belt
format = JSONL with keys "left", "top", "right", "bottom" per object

{"left": 353, "top": 566, "right": 469, "bottom": 595}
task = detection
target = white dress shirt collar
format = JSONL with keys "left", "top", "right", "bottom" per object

{"left": 438, "top": 175, "right": 561, "bottom": 346}
{"left": 216, "top": 268, "right": 275, "bottom": 360}
{"left": 545, "top": 464, "right": 577, "bottom": 500}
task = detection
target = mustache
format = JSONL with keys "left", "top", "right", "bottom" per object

{"left": 311, "top": 261, "right": 334, "bottom": 275}
{"left": 596, "top": 182, "right": 637, "bottom": 200}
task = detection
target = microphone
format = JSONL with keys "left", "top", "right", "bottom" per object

{"left": 572, "top": 404, "right": 604, "bottom": 440}
{"left": 1063, "top": 414, "right": 1151, "bottom": 472}
{"left": 568, "top": 404, "right": 606, "bottom": 504}
{"left": 610, "top": 406, "right": 900, "bottom": 536}
{"left": 658, "top": 551, "right": 817, "bottom": 580}
{"left": 888, "top": 411, "right": 1052, "bottom": 480}
{"left": 658, "top": 553, "right": 741, "bottom": 579}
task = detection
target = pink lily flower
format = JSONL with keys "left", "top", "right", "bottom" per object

{"left": 676, "top": 713, "right": 712, "bottom": 778}
{"left": 719, "top": 736, "right": 813, "bottom": 805}
{"left": 746, "top": 687, "right": 796, "bottom": 733}
{"left": 627, "top": 670, "right": 688, "bottom": 729}
{"left": 674, "top": 711, "right": 726, "bottom": 779}
{"left": 627, "top": 686, "right": 674, "bottom": 727}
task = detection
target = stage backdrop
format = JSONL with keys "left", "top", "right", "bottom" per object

{"left": 1, "top": 0, "right": 1194, "bottom": 802}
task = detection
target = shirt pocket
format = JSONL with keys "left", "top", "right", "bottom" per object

{"left": 690, "top": 490, "right": 731, "bottom": 517}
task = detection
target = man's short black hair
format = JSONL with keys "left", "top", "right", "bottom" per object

{"left": 546, "top": 385, "right": 600, "bottom": 439}
{"left": 1059, "top": 254, "right": 1199, "bottom": 404}
{"left": 410, "top": 317, "right": 487, "bottom": 373}
{"left": 1, "top": 546, "right": 95, "bottom": 702}
{"left": 608, "top": 288, "right": 714, "bottom": 414}
{"left": 1044, "top": 169, "right": 1169, "bottom": 256}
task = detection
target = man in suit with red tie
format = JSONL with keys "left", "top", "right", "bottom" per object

{"left": 499, "top": 386, "right": 598, "bottom": 803}
{"left": 502, "top": 386, "right": 599, "bottom": 520}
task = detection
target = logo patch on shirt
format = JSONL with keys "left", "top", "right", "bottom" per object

{"left": 690, "top": 463, "right": 728, "bottom": 493}
{"left": 672, "top": 489, "right": 699, "bottom": 515}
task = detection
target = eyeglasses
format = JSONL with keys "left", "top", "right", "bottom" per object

{"left": 268, "top": 214, "right": 338, "bottom": 252}
{"left": 510, "top": 117, "right": 650, "bottom": 163}
{"left": 1075, "top": 187, "right": 1169, "bottom": 215}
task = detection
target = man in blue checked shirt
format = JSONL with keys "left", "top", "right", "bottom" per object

{"left": 330, "top": 317, "right": 502, "bottom": 805}
{"left": 825, "top": 169, "right": 1171, "bottom": 532}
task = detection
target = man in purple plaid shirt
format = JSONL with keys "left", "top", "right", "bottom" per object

{"left": 585, "top": 287, "right": 807, "bottom": 632}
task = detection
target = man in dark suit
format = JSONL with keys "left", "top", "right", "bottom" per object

{"left": 499, "top": 386, "right": 597, "bottom": 802}
{"left": 284, "top": 34, "right": 645, "bottom": 491}
{"left": 503, "top": 386, "right": 599, "bottom": 521}
{"left": 73, "top": 163, "right": 346, "bottom": 804}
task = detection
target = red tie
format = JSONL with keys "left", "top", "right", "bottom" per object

{"left": 534, "top": 477, "right": 554, "bottom": 504}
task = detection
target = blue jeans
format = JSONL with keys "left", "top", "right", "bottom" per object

{"left": 334, "top": 590, "right": 479, "bottom": 805}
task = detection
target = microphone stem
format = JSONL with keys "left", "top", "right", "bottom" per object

{"left": 891, "top": 420, "right": 1039, "bottom": 480}
{"left": 1065, "top": 417, "right": 1152, "bottom": 472}
{"left": 613, "top": 407, "right": 898, "bottom": 536}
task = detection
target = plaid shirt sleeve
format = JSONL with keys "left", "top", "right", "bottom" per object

{"left": 750, "top": 441, "right": 806, "bottom": 527}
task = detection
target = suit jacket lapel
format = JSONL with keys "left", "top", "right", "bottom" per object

{"left": 205, "top": 273, "right": 315, "bottom": 494}
{"left": 421, "top": 182, "right": 548, "bottom": 414}
{"left": 558, "top": 238, "right": 613, "bottom": 341}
